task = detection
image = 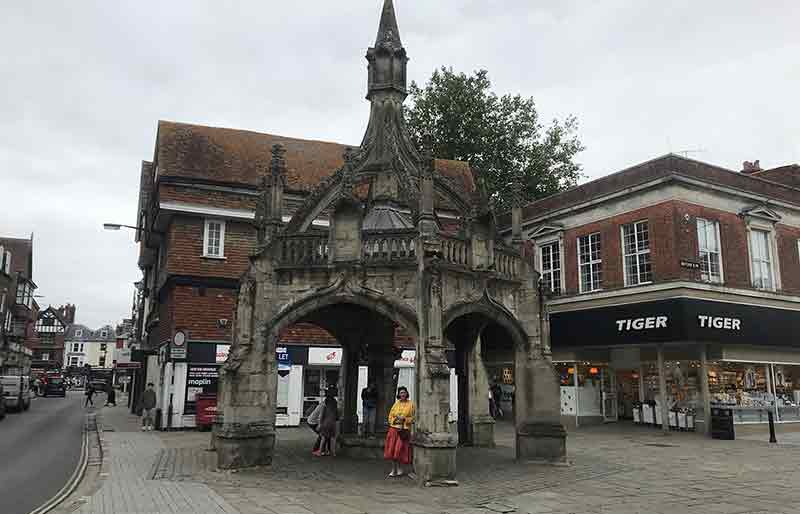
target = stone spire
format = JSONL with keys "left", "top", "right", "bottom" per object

{"left": 366, "top": 0, "right": 408, "bottom": 100}
{"left": 375, "top": 0, "right": 402, "bottom": 48}
{"left": 357, "top": 1, "right": 418, "bottom": 179}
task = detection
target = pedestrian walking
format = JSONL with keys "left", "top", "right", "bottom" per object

{"left": 307, "top": 399, "right": 325, "bottom": 456}
{"left": 490, "top": 381, "right": 503, "bottom": 419}
{"left": 105, "top": 381, "right": 117, "bottom": 407}
{"left": 384, "top": 386, "right": 415, "bottom": 479}
{"left": 361, "top": 381, "right": 378, "bottom": 437}
{"left": 318, "top": 388, "right": 338, "bottom": 456}
{"left": 84, "top": 383, "right": 95, "bottom": 407}
{"left": 139, "top": 382, "right": 157, "bottom": 431}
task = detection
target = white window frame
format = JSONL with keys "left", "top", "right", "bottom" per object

{"left": 577, "top": 232, "right": 603, "bottom": 293}
{"left": 75, "top": 329, "right": 83, "bottom": 337}
{"left": 69, "top": 356, "right": 78, "bottom": 366}
{"left": 100, "top": 330, "right": 109, "bottom": 338}
{"left": 697, "top": 218, "right": 724, "bottom": 283}
{"left": 621, "top": 220, "right": 653, "bottom": 287}
{"left": 3, "top": 250, "right": 10, "bottom": 275}
{"left": 203, "top": 219, "right": 226, "bottom": 258}
{"left": 538, "top": 238, "right": 564, "bottom": 295}
{"left": 747, "top": 226, "right": 779, "bottom": 291}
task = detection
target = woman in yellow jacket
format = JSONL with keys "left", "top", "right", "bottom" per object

{"left": 383, "top": 386, "right": 416, "bottom": 478}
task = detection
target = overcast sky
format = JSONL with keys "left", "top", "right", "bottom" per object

{"left": 1, "top": 1, "right": 798, "bottom": 329}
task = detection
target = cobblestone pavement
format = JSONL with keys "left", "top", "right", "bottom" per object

{"left": 80, "top": 404, "right": 800, "bottom": 514}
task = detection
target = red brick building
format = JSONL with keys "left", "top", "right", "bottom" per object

{"left": 133, "top": 123, "right": 470, "bottom": 427}
{"left": 509, "top": 154, "right": 800, "bottom": 428}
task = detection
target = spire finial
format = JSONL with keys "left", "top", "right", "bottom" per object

{"left": 375, "top": 0, "right": 402, "bottom": 48}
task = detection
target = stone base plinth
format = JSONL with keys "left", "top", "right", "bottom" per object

{"left": 516, "top": 422, "right": 567, "bottom": 464}
{"left": 338, "top": 434, "right": 386, "bottom": 459}
{"left": 413, "top": 432, "right": 458, "bottom": 485}
{"left": 470, "top": 415, "right": 495, "bottom": 448}
{"left": 215, "top": 424, "right": 276, "bottom": 469}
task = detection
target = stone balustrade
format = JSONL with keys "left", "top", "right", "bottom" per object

{"left": 278, "top": 234, "right": 329, "bottom": 266}
{"left": 494, "top": 246, "right": 521, "bottom": 277}
{"left": 362, "top": 230, "right": 417, "bottom": 263}
{"left": 441, "top": 235, "right": 470, "bottom": 267}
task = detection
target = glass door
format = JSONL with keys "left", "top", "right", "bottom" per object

{"left": 601, "top": 367, "right": 619, "bottom": 422}
{"left": 302, "top": 368, "right": 322, "bottom": 418}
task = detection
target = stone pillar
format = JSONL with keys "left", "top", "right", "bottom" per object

{"left": 340, "top": 343, "right": 360, "bottom": 435}
{"left": 514, "top": 270, "right": 566, "bottom": 463}
{"left": 657, "top": 345, "right": 669, "bottom": 435}
{"left": 368, "top": 343, "right": 396, "bottom": 435}
{"left": 216, "top": 275, "right": 277, "bottom": 469}
{"left": 415, "top": 264, "right": 457, "bottom": 484}
{"left": 700, "top": 345, "right": 711, "bottom": 436}
{"left": 468, "top": 334, "right": 494, "bottom": 447}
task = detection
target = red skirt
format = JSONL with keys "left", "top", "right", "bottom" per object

{"left": 383, "top": 427, "right": 412, "bottom": 464}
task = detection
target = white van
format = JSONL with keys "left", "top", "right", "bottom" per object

{"left": 1, "top": 376, "right": 32, "bottom": 412}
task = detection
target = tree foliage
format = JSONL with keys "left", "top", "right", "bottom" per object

{"left": 405, "top": 67, "right": 584, "bottom": 211}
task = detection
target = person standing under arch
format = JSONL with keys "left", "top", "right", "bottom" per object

{"left": 384, "top": 386, "right": 415, "bottom": 479}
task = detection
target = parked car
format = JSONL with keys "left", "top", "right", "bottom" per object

{"left": 1, "top": 375, "right": 32, "bottom": 411}
{"left": 43, "top": 374, "right": 67, "bottom": 397}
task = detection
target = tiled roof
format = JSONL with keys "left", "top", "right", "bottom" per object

{"left": 154, "top": 121, "right": 475, "bottom": 197}
{"left": 754, "top": 164, "right": 800, "bottom": 189}
{"left": 498, "top": 154, "right": 800, "bottom": 227}
{"left": 0, "top": 236, "right": 33, "bottom": 278}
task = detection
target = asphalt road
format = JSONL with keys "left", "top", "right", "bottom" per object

{"left": 0, "top": 390, "right": 86, "bottom": 514}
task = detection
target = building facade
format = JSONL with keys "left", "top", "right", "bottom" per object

{"left": 31, "top": 305, "right": 72, "bottom": 369}
{"left": 0, "top": 236, "right": 36, "bottom": 375}
{"left": 509, "top": 155, "right": 800, "bottom": 428}
{"left": 63, "top": 323, "right": 118, "bottom": 369}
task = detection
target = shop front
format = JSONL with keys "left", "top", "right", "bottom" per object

{"left": 550, "top": 297, "right": 800, "bottom": 428}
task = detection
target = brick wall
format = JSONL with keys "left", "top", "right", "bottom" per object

{"left": 777, "top": 225, "right": 800, "bottom": 294}
{"left": 166, "top": 215, "right": 256, "bottom": 280}
{"left": 563, "top": 201, "right": 679, "bottom": 293}
{"left": 558, "top": 199, "right": 800, "bottom": 295}
{"left": 671, "top": 201, "right": 752, "bottom": 289}
{"left": 171, "top": 284, "right": 236, "bottom": 342}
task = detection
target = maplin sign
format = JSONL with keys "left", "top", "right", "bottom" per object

{"left": 551, "top": 298, "right": 798, "bottom": 348}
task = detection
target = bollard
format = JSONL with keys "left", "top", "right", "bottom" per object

{"left": 768, "top": 410, "right": 777, "bottom": 443}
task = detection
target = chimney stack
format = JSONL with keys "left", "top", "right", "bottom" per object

{"left": 741, "top": 160, "right": 762, "bottom": 174}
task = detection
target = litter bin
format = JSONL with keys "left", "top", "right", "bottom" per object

{"left": 196, "top": 393, "right": 218, "bottom": 431}
{"left": 711, "top": 407, "right": 735, "bottom": 440}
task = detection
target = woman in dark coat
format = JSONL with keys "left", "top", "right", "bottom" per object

{"left": 318, "top": 395, "right": 339, "bottom": 456}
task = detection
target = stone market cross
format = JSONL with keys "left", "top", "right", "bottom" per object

{"left": 214, "top": 0, "right": 566, "bottom": 484}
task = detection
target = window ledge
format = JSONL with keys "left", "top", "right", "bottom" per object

{"left": 624, "top": 281, "right": 653, "bottom": 288}
{"left": 202, "top": 255, "right": 227, "bottom": 261}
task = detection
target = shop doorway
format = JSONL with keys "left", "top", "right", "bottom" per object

{"left": 601, "top": 368, "right": 618, "bottom": 422}
{"left": 302, "top": 367, "right": 340, "bottom": 418}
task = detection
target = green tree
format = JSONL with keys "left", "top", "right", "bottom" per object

{"left": 405, "top": 67, "right": 584, "bottom": 211}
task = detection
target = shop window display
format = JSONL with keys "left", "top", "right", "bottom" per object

{"left": 708, "top": 362, "right": 780, "bottom": 423}
{"left": 639, "top": 361, "right": 700, "bottom": 428}
{"left": 773, "top": 365, "right": 800, "bottom": 421}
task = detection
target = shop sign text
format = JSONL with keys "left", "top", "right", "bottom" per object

{"left": 616, "top": 316, "right": 668, "bottom": 331}
{"left": 698, "top": 315, "right": 741, "bottom": 330}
